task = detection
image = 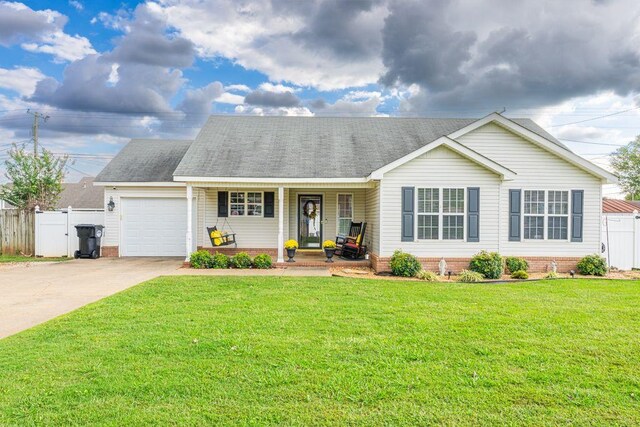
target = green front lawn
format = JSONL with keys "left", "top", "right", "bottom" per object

{"left": 1, "top": 277, "right": 639, "bottom": 425}
{"left": 0, "top": 254, "right": 69, "bottom": 263}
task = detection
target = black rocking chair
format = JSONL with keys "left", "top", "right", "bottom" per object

{"left": 336, "top": 222, "right": 367, "bottom": 259}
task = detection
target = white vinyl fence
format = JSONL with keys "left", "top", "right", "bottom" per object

{"left": 602, "top": 213, "right": 640, "bottom": 270}
{"left": 35, "top": 208, "right": 104, "bottom": 257}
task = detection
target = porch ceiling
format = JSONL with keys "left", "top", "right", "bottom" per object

{"left": 183, "top": 181, "right": 376, "bottom": 189}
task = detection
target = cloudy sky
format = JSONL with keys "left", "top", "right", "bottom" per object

{"left": 0, "top": 0, "right": 639, "bottom": 195}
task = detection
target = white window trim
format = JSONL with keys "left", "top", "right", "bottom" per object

{"left": 336, "top": 193, "right": 354, "bottom": 236}
{"left": 416, "top": 187, "right": 466, "bottom": 241}
{"left": 228, "top": 191, "right": 264, "bottom": 218}
{"left": 522, "top": 189, "right": 571, "bottom": 242}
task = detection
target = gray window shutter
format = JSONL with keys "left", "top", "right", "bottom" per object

{"left": 218, "top": 191, "right": 228, "bottom": 218}
{"left": 264, "top": 192, "right": 275, "bottom": 218}
{"left": 467, "top": 187, "right": 480, "bottom": 242}
{"left": 508, "top": 189, "right": 521, "bottom": 241}
{"left": 571, "top": 190, "right": 584, "bottom": 242}
{"left": 401, "top": 187, "right": 415, "bottom": 242}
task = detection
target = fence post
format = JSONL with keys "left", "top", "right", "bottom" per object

{"left": 67, "top": 206, "right": 72, "bottom": 258}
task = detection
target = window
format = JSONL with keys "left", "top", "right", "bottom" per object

{"left": 229, "top": 191, "right": 262, "bottom": 217}
{"left": 417, "top": 188, "right": 439, "bottom": 239}
{"left": 547, "top": 191, "right": 568, "bottom": 240}
{"left": 523, "top": 190, "right": 570, "bottom": 240}
{"left": 417, "top": 188, "right": 464, "bottom": 240}
{"left": 337, "top": 194, "right": 353, "bottom": 235}
{"left": 523, "top": 190, "right": 545, "bottom": 239}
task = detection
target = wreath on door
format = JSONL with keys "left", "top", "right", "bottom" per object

{"left": 303, "top": 200, "right": 318, "bottom": 220}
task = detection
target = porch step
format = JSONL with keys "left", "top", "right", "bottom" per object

{"left": 276, "top": 259, "right": 371, "bottom": 268}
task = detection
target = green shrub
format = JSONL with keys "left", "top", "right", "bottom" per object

{"left": 416, "top": 270, "right": 439, "bottom": 282}
{"left": 510, "top": 270, "right": 529, "bottom": 279}
{"left": 189, "top": 250, "right": 212, "bottom": 269}
{"left": 505, "top": 257, "right": 528, "bottom": 273}
{"left": 469, "top": 251, "right": 504, "bottom": 279}
{"left": 544, "top": 271, "right": 559, "bottom": 279}
{"left": 231, "top": 252, "right": 252, "bottom": 269}
{"left": 577, "top": 254, "right": 608, "bottom": 276}
{"left": 211, "top": 252, "right": 229, "bottom": 269}
{"left": 389, "top": 250, "right": 422, "bottom": 277}
{"left": 459, "top": 269, "right": 484, "bottom": 283}
{"left": 253, "top": 253, "right": 273, "bottom": 269}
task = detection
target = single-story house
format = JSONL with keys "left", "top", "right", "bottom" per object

{"left": 602, "top": 198, "right": 639, "bottom": 270}
{"left": 94, "top": 113, "right": 616, "bottom": 272}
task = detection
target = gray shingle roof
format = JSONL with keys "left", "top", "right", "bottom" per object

{"left": 173, "top": 116, "right": 568, "bottom": 179}
{"left": 57, "top": 177, "right": 104, "bottom": 209}
{"left": 95, "top": 139, "right": 193, "bottom": 183}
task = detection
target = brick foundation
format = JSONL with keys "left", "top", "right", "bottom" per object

{"left": 370, "top": 253, "right": 580, "bottom": 274}
{"left": 101, "top": 246, "right": 119, "bottom": 257}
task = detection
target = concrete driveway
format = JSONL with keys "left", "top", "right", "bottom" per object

{"left": 0, "top": 257, "right": 182, "bottom": 339}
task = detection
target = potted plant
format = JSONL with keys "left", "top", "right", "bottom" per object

{"left": 284, "top": 239, "right": 298, "bottom": 262}
{"left": 323, "top": 240, "right": 337, "bottom": 263}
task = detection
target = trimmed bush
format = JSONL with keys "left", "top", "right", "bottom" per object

{"left": 469, "top": 251, "right": 504, "bottom": 279}
{"left": 459, "top": 269, "right": 484, "bottom": 283}
{"left": 416, "top": 270, "right": 439, "bottom": 282}
{"left": 231, "top": 252, "right": 253, "bottom": 269}
{"left": 211, "top": 252, "right": 230, "bottom": 269}
{"left": 389, "top": 250, "right": 422, "bottom": 277}
{"left": 190, "top": 250, "right": 213, "bottom": 269}
{"left": 253, "top": 253, "right": 273, "bottom": 269}
{"left": 505, "top": 257, "right": 528, "bottom": 273}
{"left": 544, "top": 271, "right": 559, "bottom": 279}
{"left": 577, "top": 254, "right": 608, "bottom": 276}
{"left": 510, "top": 270, "right": 529, "bottom": 280}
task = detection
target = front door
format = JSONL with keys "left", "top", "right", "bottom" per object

{"left": 298, "top": 195, "right": 323, "bottom": 248}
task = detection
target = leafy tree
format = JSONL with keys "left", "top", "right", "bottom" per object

{"left": 610, "top": 136, "right": 640, "bottom": 200}
{"left": 1, "top": 145, "right": 68, "bottom": 210}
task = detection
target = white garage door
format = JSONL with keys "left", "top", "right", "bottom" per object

{"left": 121, "top": 198, "right": 194, "bottom": 256}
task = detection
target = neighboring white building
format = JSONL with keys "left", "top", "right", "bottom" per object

{"left": 94, "top": 113, "right": 617, "bottom": 272}
{"left": 602, "top": 199, "right": 640, "bottom": 271}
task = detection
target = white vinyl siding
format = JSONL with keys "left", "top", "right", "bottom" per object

{"left": 365, "top": 183, "right": 380, "bottom": 254}
{"left": 458, "top": 122, "right": 602, "bottom": 256}
{"left": 203, "top": 188, "right": 283, "bottom": 248}
{"left": 380, "top": 145, "right": 501, "bottom": 257}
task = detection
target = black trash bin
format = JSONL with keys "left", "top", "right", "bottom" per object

{"left": 74, "top": 224, "right": 104, "bottom": 259}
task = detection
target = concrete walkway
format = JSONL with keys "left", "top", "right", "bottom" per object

{"left": 0, "top": 257, "right": 182, "bottom": 339}
{"left": 0, "top": 258, "right": 331, "bottom": 339}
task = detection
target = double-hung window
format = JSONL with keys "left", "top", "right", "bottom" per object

{"left": 547, "top": 191, "right": 568, "bottom": 240}
{"left": 337, "top": 194, "right": 353, "bottom": 235}
{"left": 523, "top": 190, "right": 545, "bottom": 239}
{"left": 229, "top": 191, "right": 263, "bottom": 216}
{"left": 523, "top": 190, "right": 569, "bottom": 240}
{"left": 417, "top": 188, "right": 464, "bottom": 240}
{"left": 417, "top": 188, "right": 439, "bottom": 239}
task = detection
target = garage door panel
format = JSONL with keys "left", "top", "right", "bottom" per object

{"left": 122, "top": 198, "right": 193, "bottom": 257}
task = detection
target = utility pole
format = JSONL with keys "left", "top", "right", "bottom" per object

{"left": 26, "top": 109, "right": 49, "bottom": 157}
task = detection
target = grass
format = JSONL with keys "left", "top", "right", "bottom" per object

{"left": 0, "top": 254, "right": 69, "bottom": 263}
{"left": 0, "top": 277, "right": 639, "bottom": 425}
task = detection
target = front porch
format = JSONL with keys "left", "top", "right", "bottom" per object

{"left": 187, "top": 182, "right": 378, "bottom": 265}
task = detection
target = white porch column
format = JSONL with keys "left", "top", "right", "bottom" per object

{"left": 186, "top": 184, "right": 193, "bottom": 261}
{"left": 277, "top": 186, "right": 285, "bottom": 263}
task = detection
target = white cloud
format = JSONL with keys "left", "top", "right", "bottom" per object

{"left": 0, "top": 67, "right": 45, "bottom": 96}
{"left": 150, "top": 0, "right": 386, "bottom": 90}
{"left": 258, "top": 82, "right": 300, "bottom": 93}
{"left": 235, "top": 104, "right": 313, "bottom": 116}
{"left": 216, "top": 92, "right": 245, "bottom": 105}
{"left": 69, "top": 1, "right": 83, "bottom": 11}
{"left": 21, "top": 31, "right": 95, "bottom": 62}
{"left": 224, "top": 84, "right": 250, "bottom": 93}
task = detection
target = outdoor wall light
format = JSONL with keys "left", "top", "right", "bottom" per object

{"left": 107, "top": 196, "right": 115, "bottom": 212}
{"left": 570, "top": 270, "right": 575, "bottom": 278}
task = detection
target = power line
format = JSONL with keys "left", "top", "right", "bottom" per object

{"left": 551, "top": 106, "right": 640, "bottom": 127}
{"left": 558, "top": 138, "right": 626, "bottom": 147}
